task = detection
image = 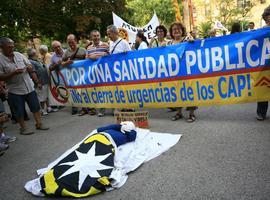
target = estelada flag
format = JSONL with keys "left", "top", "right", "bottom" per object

{"left": 39, "top": 133, "right": 115, "bottom": 197}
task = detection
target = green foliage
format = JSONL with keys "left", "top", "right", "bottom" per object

{"left": 196, "top": 1, "right": 253, "bottom": 38}
{"left": 216, "top": 0, "right": 253, "bottom": 26}
{"left": 198, "top": 21, "right": 212, "bottom": 38}
{"left": 125, "top": 0, "right": 182, "bottom": 27}
{"left": 241, "top": 20, "right": 251, "bottom": 31}
{"left": 226, "top": 20, "right": 250, "bottom": 32}
{"left": 0, "top": 0, "right": 127, "bottom": 42}
{"left": 0, "top": 1, "right": 29, "bottom": 41}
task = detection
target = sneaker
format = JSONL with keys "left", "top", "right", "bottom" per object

{"left": 0, "top": 135, "right": 16, "bottom": 144}
{"left": 42, "top": 110, "right": 48, "bottom": 116}
{"left": 256, "top": 115, "right": 266, "bottom": 121}
{"left": 48, "top": 107, "right": 59, "bottom": 113}
{"left": 78, "top": 109, "right": 88, "bottom": 116}
{"left": 36, "top": 123, "right": 49, "bottom": 130}
{"left": 98, "top": 113, "right": 105, "bottom": 117}
{"left": 52, "top": 108, "right": 58, "bottom": 112}
{"left": 89, "top": 108, "right": 96, "bottom": 115}
{"left": 47, "top": 107, "right": 52, "bottom": 113}
{"left": 20, "top": 128, "right": 35, "bottom": 135}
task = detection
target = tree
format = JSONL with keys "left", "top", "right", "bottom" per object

{"left": 124, "top": 0, "right": 182, "bottom": 27}
{"left": 24, "top": 0, "right": 127, "bottom": 40}
{"left": 0, "top": 0, "right": 127, "bottom": 42}
{"left": 216, "top": 0, "right": 253, "bottom": 27}
{"left": 198, "top": 21, "right": 212, "bottom": 38}
{"left": 0, "top": 1, "right": 30, "bottom": 41}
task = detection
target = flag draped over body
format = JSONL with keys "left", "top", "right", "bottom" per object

{"left": 25, "top": 127, "right": 181, "bottom": 198}
{"left": 38, "top": 134, "right": 115, "bottom": 197}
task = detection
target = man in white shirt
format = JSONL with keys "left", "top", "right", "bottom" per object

{"left": 106, "top": 25, "right": 132, "bottom": 114}
{"left": 107, "top": 25, "right": 131, "bottom": 54}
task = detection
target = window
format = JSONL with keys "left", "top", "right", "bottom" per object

{"left": 237, "top": 0, "right": 251, "bottom": 8}
{"left": 243, "top": 0, "right": 251, "bottom": 7}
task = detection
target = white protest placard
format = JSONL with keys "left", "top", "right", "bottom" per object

{"left": 112, "top": 12, "right": 159, "bottom": 45}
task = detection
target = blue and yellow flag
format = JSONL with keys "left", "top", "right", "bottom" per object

{"left": 39, "top": 134, "right": 114, "bottom": 197}
{"left": 56, "top": 27, "right": 270, "bottom": 108}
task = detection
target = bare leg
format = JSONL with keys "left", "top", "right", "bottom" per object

{"left": 17, "top": 117, "right": 27, "bottom": 130}
{"left": 40, "top": 102, "right": 45, "bottom": 110}
{"left": 177, "top": 107, "right": 182, "bottom": 115}
{"left": 33, "top": 111, "right": 49, "bottom": 130}
{"left": 189, "top": 109, "right": 195, "bottom": 116}
{"left": 33, "top": 112, "right": 41, "bottom": 126}
{"left": 45, "top": 100, "right": 49, "bottom": 107}
{"left": 187, "top": 109, "right": 196, "bottom": 123}
{"left": 171, "top": 107, "right": 183, "bottom": 121}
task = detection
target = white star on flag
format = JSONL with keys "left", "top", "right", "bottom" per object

{"left": 58, "top": 142, "right": 113, "bottom": 190}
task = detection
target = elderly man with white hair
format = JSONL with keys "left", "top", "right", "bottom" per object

{"left": 48, "top": 40, "right": 66, "bottom": 112}
{"left": 50, "top": 40, "right": 65, "bottom": 72}
{"left": 27, "top": 48, "right": 51, "bottom": 116}
{"left": 107, "top": 25, "right": 132, "bottom": 114}
{"left": 39, "top": 44, "right": 51, "bottom": 65}
{"left": 107, "top": 25, "right": 131, "bottom": 54}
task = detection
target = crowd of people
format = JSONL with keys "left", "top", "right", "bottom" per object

{"left": 0, "top": 5, "right": 269, "bottom": 156}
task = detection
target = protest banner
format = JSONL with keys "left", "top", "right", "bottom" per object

{"left": 56, "top": 27, "right": 270, "bottom": 109}
{"left": 112, "top": 12, "right": 159, "bottom": 45}
{"left": 114, "top": 111, "right": 149, "bottom": 128}
{"left": 48, "top": 70, "right": 69, "bottom": 106}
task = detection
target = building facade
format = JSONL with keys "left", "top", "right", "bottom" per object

{"left": 189, "top": 0, "right": 270, "bottom": 31}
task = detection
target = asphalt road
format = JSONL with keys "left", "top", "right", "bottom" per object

{"left": 0, "top": 103, "right": 270, "bottom": 200}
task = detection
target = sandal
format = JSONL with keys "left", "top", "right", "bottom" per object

{"left": 89, "top": 109, "right": 96, "bottom": 115}
{"left": 187, "top": 115, "right": 196, "bottom": 123}
{"left": 171, "top": 113, "right": 183, "bottom": 121}
{"left": 78, "top": 110, "right": 87, "bottom": 116}
{"left": 167, "top": 107, "right": 177, "bottom": 112}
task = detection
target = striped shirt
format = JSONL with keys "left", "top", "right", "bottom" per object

{"left": 86, "top": 42, "right": 109, "bottom": 58}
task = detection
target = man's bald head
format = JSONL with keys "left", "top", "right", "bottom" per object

{"left": 51, "top": 40, "right": 61, "bottom": 48}
{"left": 67, "top": 34, "right": 77, "bottom": 42}
{"left": 51, "top": 40, "right": 63, "bottom": 54}
{"left": 66, "top": 34, "right": 78, "bottom": 50}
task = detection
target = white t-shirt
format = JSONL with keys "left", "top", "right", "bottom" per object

{"left": 138, "top": 41, "right": 148, "bottom": 50}
{"left": 109, "top": 38, "right": 131, "bottom": 54}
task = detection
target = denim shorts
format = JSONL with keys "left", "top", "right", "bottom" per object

{"left": 8, "top": 91, "right": 40, "bottom": 118}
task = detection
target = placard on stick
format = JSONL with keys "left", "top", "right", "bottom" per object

{"left": 114, "top": 111, "right": 149, "bottom": 128}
